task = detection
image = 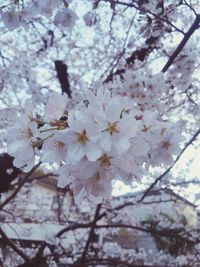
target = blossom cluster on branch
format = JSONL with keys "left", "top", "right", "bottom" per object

{"left": 0, "top": 0, "right": 96, "bottom": 30}
{"left": 1, "top": 0, "right": 199, "bottom": 205}
{"left": 7, "top": 81, "right": 181, "bottom": 203}
{"left": 1, "top": 0, "right": 200, "bottom": 266}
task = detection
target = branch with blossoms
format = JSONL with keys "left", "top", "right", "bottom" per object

{"left": 103, "top": 0, "right": 200, "bottom": 84}
{"left": 98, "top": 0, "right": 186, "bottom": 36}
{"left": 104, "top": 0, "right": 168, "bottom": 82}
{"left": 6, "top": 84, "right": 183, "bottom": 204}
{"left": 162, "top": 13, "right": 200, "bottom": 73}
{"left": 139, "top": 127, "right": 200, "bottom": 202}
{"left": 0, "top": 1, "right": 200, "bottom": 266}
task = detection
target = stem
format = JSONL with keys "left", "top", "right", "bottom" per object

{"left": 40, "top": 127, "right": 58, "bottom": 133}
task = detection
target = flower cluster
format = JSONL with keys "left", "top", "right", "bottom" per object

{"left": 7, "top": 85, "right": 181, "bottom": 203}
{"left": 0, "top": 0, "right": 97, "bottom": 31}
{"left": 0, "top": 0, "right": 77, "bottom": 30}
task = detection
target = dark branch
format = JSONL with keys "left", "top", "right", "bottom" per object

{"left": 80, "top": 203, "right": 102, "bottom": 262}
{"left": 104, "top": 1, "right": 165, "bottom": 83}
{"left": 0, "top": 227, "right": 34, "bottom": 266}
{"left": 56, "top": 222, "right": 92, "bottom": 238}
{"left": 0, "top": 153, "right": 21, "bottom": 193}
{"left": 54, "top": 60, "right": 71, "bottom": 98}
{"left": 162, "top": 14, "right": 200, "bottom": 73}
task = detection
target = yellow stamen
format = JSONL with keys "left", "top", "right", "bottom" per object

{"left": 142, "top": 125, "right": 151, "bottom": 132}
{"left": 100, "top": 154, "right": 112, "bottom": 169}
{"left": 107, "top": 122, "right": 118, "bottom": 135}
{"left": 162, "top": 140, "right": 172, "bottom": 150}
{"left": 76, "top": 129, "right": 88, "bottom": 144}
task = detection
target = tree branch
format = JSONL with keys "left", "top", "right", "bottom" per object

{"left": 54, "top": 60, "right": 71, "bottom": 98}
{"left": 162, "top": 14, "right": 200, "bottom": 73}
{"left": 0, "top": 227, "right": 34, "bottom": 266}
{"left": 80, "top": 203, "right": 102, "bottom": 262}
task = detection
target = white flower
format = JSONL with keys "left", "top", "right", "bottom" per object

{"left": 65, "top": 110, "right": 102, "bottom": 163}
{"left": 140, "top": 110, "right": 168, "bottom": 146}
{"left": 58, "top": 158, "right": 112, "bottom": 203}
{"left": 85, "top": 87, "right": 112, "bottom": 109}
{"left": 7, "top": 99, "right": 39, "bottom": 172}
{"left": 44, "top": 92, "right": 68, "bottom": 124}
{"left": 90, "top": 97, "right": 140, "bottom": 155}
{"left": 175, "top": 255, "right": 188, "bottom": 266}
{"left": 7, "top": 121, "right": 39, "bottom": 172}
{"left": 149, "top": 131, "right": 181, "bottom": 166}
{"left": 54, "top": 8, "right": 78, "bottom": 29}
{"left": 42, "top": 130, "right": 67, "bottom": 163}
{"left": 57, "top": 164, "right": 74, "bottom": 188}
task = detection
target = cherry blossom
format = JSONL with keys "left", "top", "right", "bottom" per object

{"left": 54, "top": 8, "right": 78, "bottom": 29}
{"left": 7, "top": 120, "right": 39, "bottom": 172}
{"left": 1, "top": 9, "right": 21, "bottom": 29}
{"left": 1, "top": 0, "right": 200, "bottom": 266}
{"left": 64, "top": 110, "right": 102, "bottom": 163}
{"left": 83, "top": 10, "right": 97, "bottom": 27}
{"left": 6, "top": 85, "right": 183, "bottom": 202}
{"left": 44, "top": 92, "right": 69, "bottom": 127}
{"left": 41, "top": 131, "right": 67, "bottom": 163}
